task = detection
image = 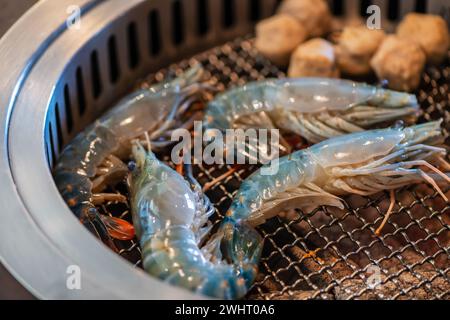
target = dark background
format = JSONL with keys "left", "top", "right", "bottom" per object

{"left": 0, "top": 0, "right": 37, "bottom": 299}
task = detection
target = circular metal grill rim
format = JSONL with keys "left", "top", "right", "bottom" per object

{"left": 0, "top": 0, "right": 233, "bottom": 300}
{"left": 0, "top": 0, "right": 448, "bottom": 299}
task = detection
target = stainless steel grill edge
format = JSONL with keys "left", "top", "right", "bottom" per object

{"left": 0, "top": 0, "right": 448, "bottom": 299}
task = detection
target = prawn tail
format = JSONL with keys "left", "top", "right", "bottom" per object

{"left": 99, "top": 215, "right": 135, "bottom": 241}
{"left": 195, "top": 222, "right": 262, "bottom": 299}
{"left": 79, "top": 203, "right": 119, "bottom": 252}
{"left": 221, "top": 217, "right": 263, "bottom": 288}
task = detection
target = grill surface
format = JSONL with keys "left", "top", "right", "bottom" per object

{"left": 90, "top": 36, "right": 449, "bottom": 300}
{"left": 1, "top": 0, "right": 447, "bottom": 301}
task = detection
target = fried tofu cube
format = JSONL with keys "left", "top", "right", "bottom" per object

{"left": 397, "top": 13, "right": 449, "bottom": 64}
{"left": 336, "top": 25, "right": 385, "bottom": 76}
{"left": 288, "top": 38, "right": 339, "bottom": 78}
{"left": 370, "top": 36, "right": 426, "bottom": 92}
{"left": 278, "top": 0, "right": 332, "bottom": 37}
{"left": 255, "top": 14, "right": 307, "bottom": 67}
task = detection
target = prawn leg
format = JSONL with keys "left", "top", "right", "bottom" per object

{"left": 91, "top": 193, "right": 127, "bottom": 205}
{"left": 183, "top": 163, "right": 216, "bottom": 244}
{"left": 246, "top": 183, "right": 344, "bottom": 226}
{"left": 335, "top": 160, "right": 449, "bottom": 201}
{"left": 375, "top": 190, "right": 396, "bottom": 236}
{"left": 92, "top": 155, "right": 128, "bottom": 193}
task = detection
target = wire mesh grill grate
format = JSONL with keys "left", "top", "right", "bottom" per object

{"left": 96, "top": 37, "right": 449, "bottom": 300}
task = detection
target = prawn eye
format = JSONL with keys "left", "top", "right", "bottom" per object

{"left": 128, "top": 161, "right": 136, "bottom": 172}
{"left": 379, "top": 79, "right": 389, "bottom": 89}
{"left": 394, "top": 120, "right": 405, "bottom": 129}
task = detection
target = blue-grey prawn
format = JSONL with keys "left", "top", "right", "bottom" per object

{"left": 128, "top": 141, "right": 262, "bottom": 299}
{"left": 53, "top": 65, "right": 211, "bottom": 249}
{"left": 224, "top": 121, "right": 450, "bottom": 234}
{"left": 204, "top": 78, "right": 421, "bottom": 159}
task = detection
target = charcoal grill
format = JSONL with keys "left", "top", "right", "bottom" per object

{"left": 0, "top": 0, "right": 448, "bottom": 299}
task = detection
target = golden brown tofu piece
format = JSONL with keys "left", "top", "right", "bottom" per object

{"left": 255, "top": 14, "right": 307, "bottom": 67}
{"left": 397, "top": 13, "right": 449, "bottom": 64}
{"left": 336, "top": 25, "right": 385, "bottom": 76}
{"left": 288, "top": 38, "right": 339, "bottom": 78}
{"left": 370, "top": 36, "right": 426, "bottom": 92}
{"left": 278, "top": 0, "right": 332, "bottom": 37}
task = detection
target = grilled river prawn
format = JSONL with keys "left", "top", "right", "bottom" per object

{"left": 224, "top": 121, "right": 450, "bottom": 230}
{"left": 53, "top": 65, "right": 210, "bottom": 249}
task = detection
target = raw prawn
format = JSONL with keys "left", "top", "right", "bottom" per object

{"left": 204, "top": 78, "right": 420, "bottom": 148}
{"left": 129, "top": 141, "right": 262, "bottom": 299}
{"left": 53, "top": 65, "right": 208, "bottom": 248}
{"left": 225, "top": 121, "right": 450, "bottom": 227}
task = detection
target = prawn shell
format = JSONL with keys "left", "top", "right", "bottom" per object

{"left": 53, "top": 171, "right": 92, "bottom": 209}
{"left": 142, "top": 233, "right": 205, "bottom": 278}
{"left": 309, "top": 127, "right": 405, "bottom": 168}
{"left": 99, "top": 215, "right": 135, "bottom": 240}
{"left": 275, "top": 78, "right": 377, "bottom": 113}
{"left": 206, "top": 78, "right": 418, "bottom": 125}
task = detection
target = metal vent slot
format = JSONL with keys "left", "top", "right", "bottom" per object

{"left": 63, "top": 85, "right": 73, "bottom": 134}
{"left": 54, "top": 103, "right": 63, "bottom": 152}
{"left": 197, "top": 0, "right": 210, "bottom": 36}
{"left": 48, "top": 122, "right": 56, "bottom": 168}
{"left": 172, "top": 0, "right": 185, "bottom": 45}
{"left": 223, "top": 0, "right": 236, "bottom": 28}
{"left": 388, "top": 0, "right": 400, "bottom": 21}
{"left": 148, "top": 10, "right": 162, "bottom": 56}
{"left": 271, "top": 0, "right": 282, "bottom": 14}
{"left": 359, "top": 0, "right": 372, "bottom": 17}
{"left": 76, "top": 67, "right": 87, "bottom": 117}
{"left": 108, "top": 35, "right": 120, "bottom": 84}
{"left": 249, "top": 0, "right": 262, "bottom": 22}
{"left": 90, "top": 50, "right": 102, "bottom": 99}
{"left": 416, "top": 0, "right": 428, "bottom": 13}
{"left": 331, "top": 0, "right": 345, "bottom": 16}
{"left": 127, "top": 22, "right": 140, "bottom": 69}
{"left": 45, "top": 141, "right": 51, "bottom": 168}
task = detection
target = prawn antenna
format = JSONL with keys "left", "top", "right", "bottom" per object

{"left": 144, "top": 131, "right": 152, "bottom": 152}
